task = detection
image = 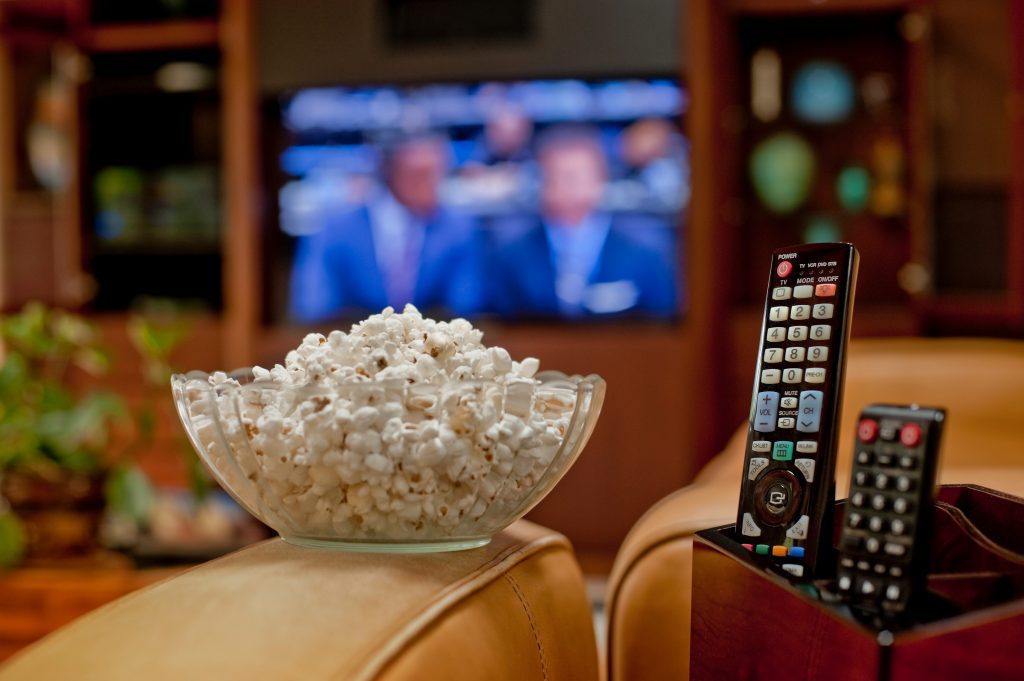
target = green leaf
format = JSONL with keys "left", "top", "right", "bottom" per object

{"left": 0, "top": 512, "right": 26, "bottom": 568}
{"left": 104, "top": 465, "right": 155, "bottom": 525}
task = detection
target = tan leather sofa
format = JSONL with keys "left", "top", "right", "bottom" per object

{"left": 607, "top": 338, "right": 1024, "bottom": 681}
{"left": 0, "top": 521, "right": 598, "bottom": 681}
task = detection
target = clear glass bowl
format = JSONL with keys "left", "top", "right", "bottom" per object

{"left": 171, "top": 369, "right": 605, "bottom": 553}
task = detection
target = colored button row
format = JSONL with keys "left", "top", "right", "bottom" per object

{"left": 742, "top": 543, "right": 805, "bottom": 558}
{"left": 771, "top": 284, "right": 838, "bottom": 299}
{"left": 857, "top": 419, "right": 923, "bottom": 447}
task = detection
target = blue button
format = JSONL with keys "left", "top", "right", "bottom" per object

{"left": 788, "top": 546, "right": 805, "bottom": 558}
{"left": 797, "top": 390, "right": 824, "bottom": 433}
{"left": 772, "top": 441, "right": 794, "bottom": 461}
{"left": 754, "top": 391, "right": 779, "bottom": 432}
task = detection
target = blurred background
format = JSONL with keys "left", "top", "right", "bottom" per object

{"left": 0, "top": 0, "right": 1020, "bottom": 659}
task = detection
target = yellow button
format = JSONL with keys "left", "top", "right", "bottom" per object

{"left": 772, "top": 546, "right": 788, "bottom": 557}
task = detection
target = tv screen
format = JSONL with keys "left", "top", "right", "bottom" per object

{"left": 273, "top": 78, "right": 688, "bottom": 323}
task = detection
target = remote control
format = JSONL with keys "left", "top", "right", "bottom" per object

{"left": 836, "top": 404, "right": 945, "bottom": 621}
{"left": 736, "top": 242, "right": 859, "bottom": 579}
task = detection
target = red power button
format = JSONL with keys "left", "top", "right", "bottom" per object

{"left": 776, "top": 261, "right": 793, "bottom": 278}
{"left": 858, "top": 419, "right": 879, "bottom": 443}
{"left": 900, "top": 423, "right": 922, "bottom": 448}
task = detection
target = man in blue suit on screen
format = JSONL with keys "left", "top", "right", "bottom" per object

{"left": 289, "top": 134, "right": 483, "bottom": 322}
{"left": 489, "top": 126, "right": 679, "bottom": 318}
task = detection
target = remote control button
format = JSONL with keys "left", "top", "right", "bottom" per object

{"left": 856, "top": 560, "right": 871, "bottom": 572}
{"left": 794, "top": 285, "right": 814, "bottom": 299}
{"left": 786, "top": 514, "right": 809, "bottom": 540}
{"left": 788, "top": 546, "right": 805, "bottom": 558}
{"left": 772, "top": 441, "right": 794, "bottom": 461}
{"left": 791, "top": 304, "right": 811, "bottom": 320}
{"left": 900, "top": 423, "right": 922, "bottom": 447}
{"left": 765, "top": 484, "right": 791, "bottom": 513}
{"left": 890, "top": 519, "right": 906, "bottom": 536}
{"left": 838, "top": 575, "right": 852, "bottom": 591}
{"left": 884, "top": 541, "right": 908, "bottom": 557}
{"left": 795, "top": 441, "right": 817, "bottom": 454}
{"left": 804, "top": 367, "right": 826, "bottom": 383}
{"left": 769, "top": 306, "right": 789, "bottom": 322}
{"left": 858, "top": 419, "right": 880, "bottom": 443}
{"left": 786, "top": 346, "right": 806, "bottom": 362}
{"left": 753, "top": 470, "right": 802, "bottom": 526}
{"left": 847, "top": 512, "right": 863, "bottom": 528}
{"left": 865, "top": 537, "right": 881, "bottom": 554}
{"left": 899, "top": 455, "right": 915, "bottom": 469}
{"left": 754, "top": 392, "right": 779, "bottom": 432}
{"left": 856, "top": 450, "right": 873, "bottom": 465}
{"left": 742, "top": 544, "right": 753, "bottom": 550}
{"left": 777, "top": 417, "right": 795, "bottom": 428}
{"left": 787, "top": 326, "right": 809, "bottom": 341}
{"left": 772, "top": 287, "right": 792, "bottom": 301}
{"left": 810, "top": 324, "right": 831, "bottom": 341}
{"left": 766, "top": 326, "right": 786, "bottom": 343}
{"left": 893, "top": 497, "right": 911, "bottom": 514}
{"left": 885, "top": 584, "right": 902, "bottom": 601}
{"left": 868, "top": 516, "right": 884, "bottom": 532}
{"left": 741, "top": 513, "right": 762, "bottom": 537}
{"left": 807, "top": 346, "right": 828, "bottom": 362}
{"left": 777, "top": 261, "right": 794, "bottom": 278}
{"left": 781, "top": 563, "right": 804, "bottom": 577}
{"left": 782, "top": 368, "right": 802, "bottom": 384}
{"left": 875, "top": 474, "right": 889, "bottom": 489}
{"left": 764, "top": 347, "right": 783, "bottom": 364}
{"left": 840, "top": 557, "right": 854, "bottom": 568}
{"left": 877, "top": 451, "right": 895, "bottom": 466}
{"left": 879, "top": 421, "right": 899, "bottom": 441}
{"left": 855, "top": 471, "right": 868, "bottom": 486}
{"left": 752, "top": 440, "right": 772, "bottom": 453}
{"left": 781, "top": 397, "right": 798, "bottom": 409}
{"left": 815, "top": 283, "right": 836, "bottom": 297}
{"left": 871, "top": 495, "right": 887, "bottom": 511}
{"left": 772, "top": 545, "right": 788, "bottom": 557}
{"left": 747, "top": 457, "right": 770, "bottom": 480}
{"left": 755, "top": 544, "right": 770, "bottom": 555}
{"left": 794, "top": 458, "right": 815, "bottom": 482}
{"left": 813, "top": 303, "right": 834, "bottom": 319}
{"left": 851, "top": 492, "right": 865, "bottom": 507}
{"left": 895, "top": 476, "right": 913, "bottom": 492}
{"left": 874, "top": 563, "right": 887, "bottom": 575}
{"left": 860, "top": 579, "right": 877, "bottom": 595}
{"left": 797, "top": 390, "right": 823, "bottom": 432}
{"left": 761, "top": 369, "right": 781, "bottom": 384}
{"left": 890, "top": 566, "right": 904, "bottom": 578}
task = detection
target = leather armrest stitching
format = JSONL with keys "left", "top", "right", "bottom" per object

{"left": 504, "top": 572, "right": 550, "bottom": 681}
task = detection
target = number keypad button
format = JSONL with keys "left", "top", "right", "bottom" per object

{"left": 813, "top": 303, "right": 834, "bottom": 319}
{"left": 767, "top": 327, "right": 786, "bottom": 343}
{"left": 764, "top": 348, "right": 783, "bottom": 364}
{"left": 786, "top": 346, "right": 805, "bottom": 362}
{"left": 769, "top": 306, "right": 789, "bottom": 322}
{"left": 811, "top": 325, "right": 831, "bottom": 340}
{"left": 787, "top": 326, "right": 808, "bottom": 342}
{"left": 791, "top": 305, "right": 811, "bottom": 320}
{"left": 808, "top": 346, "right": 828, "bottom": 362}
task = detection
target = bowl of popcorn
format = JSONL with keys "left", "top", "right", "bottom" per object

{"left": 171, "top": 306, "right": 605, "bottom": 553}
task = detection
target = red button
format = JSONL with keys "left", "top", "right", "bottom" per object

{"left": 776, "top": 261, "right": 794, "bottom": 278}
{"left": 858, "top": 419, "right": 879, "bottom": 443}
{"left": 815, "top": 284, "right": 836, "bottom": 297}
{"left": 742, "top": 544, "right": 753, "bottom": 551}
{"left": 900, "top": 423, "right": 922, "bottom": 448}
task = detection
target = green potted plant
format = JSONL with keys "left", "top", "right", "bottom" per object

{"left": 0, "top": 303, "right": 127, "bottom": 565}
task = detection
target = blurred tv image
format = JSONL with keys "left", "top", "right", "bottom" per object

{"left": 277, "top": 78, "right": 688, "bottom": 322}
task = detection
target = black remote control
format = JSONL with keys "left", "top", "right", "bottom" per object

{"left": 736, "top": 242, "right": 859, "bottom": 579}
{"left": 836, "top": 404, "right": 946, "bottom": 621}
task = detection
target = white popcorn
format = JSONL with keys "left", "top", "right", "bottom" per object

{"left": 187, "top": 305, "right": 574, "bottom": 540}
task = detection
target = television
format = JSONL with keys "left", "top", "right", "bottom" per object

{"left": 268, "top": 78, "right": 688, "bottom": 323}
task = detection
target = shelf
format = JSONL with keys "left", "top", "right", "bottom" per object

{"left": 78, "top": 19, "right": 220, "bottom": 52}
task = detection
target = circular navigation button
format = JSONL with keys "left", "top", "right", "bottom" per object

{"left": 752, "top": 469, "right": 802, "bottom": 526}
{"left": 776, "top": 260, "right": 794, "bottom": 278}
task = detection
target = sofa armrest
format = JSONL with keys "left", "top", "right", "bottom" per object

{"left": 0, "top": 521, "right": 598, "bottom": 681}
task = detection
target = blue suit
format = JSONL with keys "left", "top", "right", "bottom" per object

{"left": 488, "top": 213, "right": 680, "bottom": 319}
{"left": 289, "top": 205, "right": 484, "bottom": 322}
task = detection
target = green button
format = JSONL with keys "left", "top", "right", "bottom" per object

{"left": 755, "top": 544, "right": 770, "bottom": 555}
{"left": 772, "top": 441, "right": 794, "bottom": 461}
